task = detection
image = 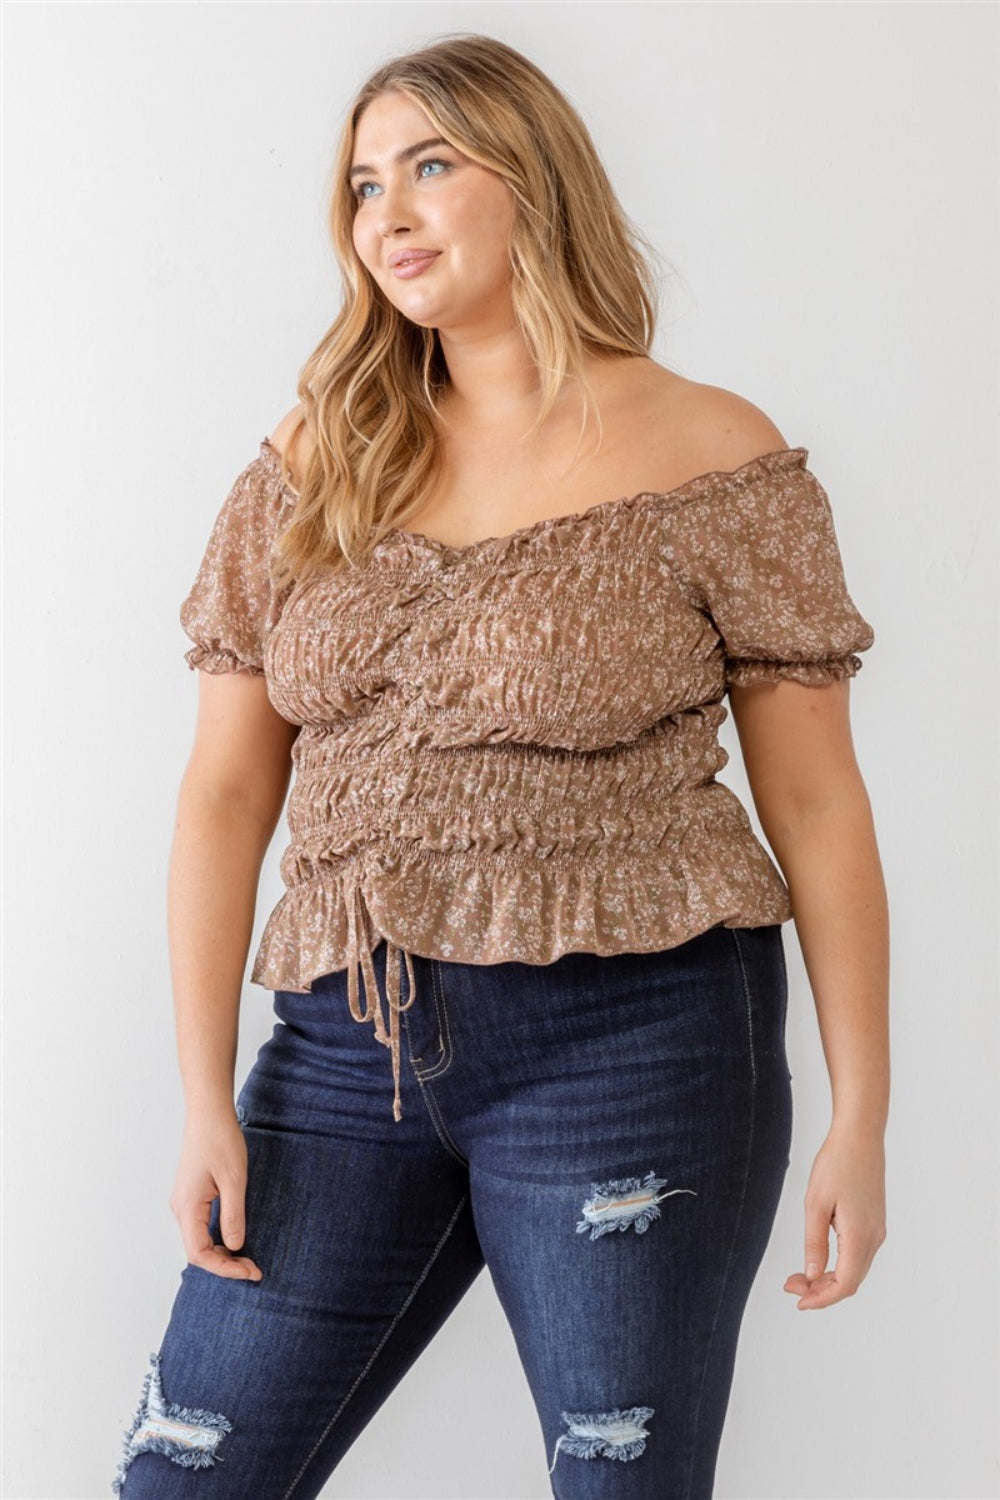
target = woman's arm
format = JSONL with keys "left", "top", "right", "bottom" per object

{"left": 729, "top": 675, "right": 889, "bottom": 1308}
{"left": 167, "top": 670, "right": 298, "bottom": 1278}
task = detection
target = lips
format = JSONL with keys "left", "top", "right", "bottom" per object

{"left": 387, "top": 249, "right": 439, "bottom": 268}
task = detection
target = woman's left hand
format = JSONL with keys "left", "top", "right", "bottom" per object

{"left": 783, "top": 1124, "right": 887, "bottom": 1310}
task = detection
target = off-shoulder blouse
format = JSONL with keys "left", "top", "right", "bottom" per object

{"left": 179, "top": 437, "right": 875, "bottom": 1122}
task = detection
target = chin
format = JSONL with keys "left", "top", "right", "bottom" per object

{"left": 392, "top": 294, "right": 444, "bottom": 324}
{"left": 391, "top": 305, "right": 437, "bottom": 329}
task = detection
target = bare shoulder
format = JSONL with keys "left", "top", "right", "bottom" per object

{"left": 668, "top": 377, "right": 791, "bottom": 470}
{"left": 616, "top": 362, "right": 791, "bottom": 484}
{"left": 268, "top": 403, "right": 317, "bottom": 491}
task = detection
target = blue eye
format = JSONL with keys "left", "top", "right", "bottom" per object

{"left": 352, "top": 157, "right": 450, "bottom": 202}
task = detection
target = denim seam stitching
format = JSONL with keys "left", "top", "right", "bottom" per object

{"left": 416, "top": 960, "right": 454, "bottom": 1081}
{"left": 415, "top": 1076, "right": 468, "bottom": 1166}
{"left": 279, "top": 1191, "right": 472, "bottom": 1500}
{"left": 411, "top": 959, "right": 447, "bottom": 1080}
{"left": 399, "top": 1007, "right": 468, "bottom": 1166}
{"left": 684, "top": 928, "right": 758, "bottom": 1498}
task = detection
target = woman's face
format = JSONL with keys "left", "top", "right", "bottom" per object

{"left": 350, "top": 90, "right": 517, "bottom": 335}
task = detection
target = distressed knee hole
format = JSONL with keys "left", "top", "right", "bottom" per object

{"left": 548, "top": 1404, "right": 654, "bottom": 1473}
{"left": 111, "top": 1351, "right": 233, "bottom": 1494}
{"left": 576, "top": 1168, "right": 696, "bottom": 1240}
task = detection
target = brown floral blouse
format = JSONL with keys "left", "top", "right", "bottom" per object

{"left": 179, "top": 437, "right": 875, "bottom": 1121}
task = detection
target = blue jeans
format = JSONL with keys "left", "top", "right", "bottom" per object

{"left": 113, "top": 922, "right": 792, "bottom": 1499}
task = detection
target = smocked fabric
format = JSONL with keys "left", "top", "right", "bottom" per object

{"left": 179, "top": 437, "right": 875, "bottom": 1121}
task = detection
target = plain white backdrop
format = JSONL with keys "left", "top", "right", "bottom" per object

{"left": 3, "top": 4, "right": 998, "bottom": 1498}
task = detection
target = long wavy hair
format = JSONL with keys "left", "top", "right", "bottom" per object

{"left": 272, "top": 32, "right": 667, "bottom": 583}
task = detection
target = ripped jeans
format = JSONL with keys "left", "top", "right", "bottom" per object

{"left": 113, "top": 922, "right": 793, "bottom": 1499}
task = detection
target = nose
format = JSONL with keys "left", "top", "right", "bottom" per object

{"left": 379, "top": 220, "right": 416, "bottom": 246}
{"left": 374, "top": 178, "right": 419, "bottom": 240}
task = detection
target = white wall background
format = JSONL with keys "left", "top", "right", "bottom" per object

{"left": 3, "top": 4, "right": 997, "bottom": 1498}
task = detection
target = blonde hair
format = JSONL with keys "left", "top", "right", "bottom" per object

{"left": 273, "top": 32, "right": 667, "bottom": 583}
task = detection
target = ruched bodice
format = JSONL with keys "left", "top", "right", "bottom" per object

{"left": 180, "top": 437, "right": 875, "bottom": 1121}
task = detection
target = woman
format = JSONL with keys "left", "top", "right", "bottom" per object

{"left": 113, "top": 32, "right": 889, "bottom": 1500}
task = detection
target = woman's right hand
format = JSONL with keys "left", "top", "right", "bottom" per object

{"left": 169, "top": 1105, "right": 263, "bottom": 1281}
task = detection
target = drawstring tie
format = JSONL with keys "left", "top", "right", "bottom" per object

{"left": 344, "top": 875, "right": 417, "bottom": 1123}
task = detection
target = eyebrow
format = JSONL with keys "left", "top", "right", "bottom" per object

{"left": 348, "top": 137, "right": 453, "bottom": 181}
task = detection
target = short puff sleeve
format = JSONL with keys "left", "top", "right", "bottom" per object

{"left": 179, "top": 443, "right": 296, "bottom": 677}
{"left": 662, "top": 448, "right": 875, "bottom": 691}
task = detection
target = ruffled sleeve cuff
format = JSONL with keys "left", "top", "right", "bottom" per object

{"left": 724, "top": 650, "right": 867, "bottom": 690}
{"left": 183, "top": 642, "right": 265, "bottom": 676}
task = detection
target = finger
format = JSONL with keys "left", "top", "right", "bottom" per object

{"left": 803, "top": 1202, "right": 832, "bottom": 1281}
{"left": 183, "top": 1192, "right": 261, "bottom": 1281}
{"left": 190, "top": 1247, "right": 263, "bottom": 1281}
{"left": 218, "top": 1175, "right": 247, "bottom": 1253}
{"left": 179, "top": 1198, "right": 229, "bottom": 1268}
{"left": 826, "top": 1229, "right": 865, "bottom": 1300}
{"left": 180, "top": 1192, "right": 219, "bottom": 1253}
{"left": 793, "top": 1272, "right": 848, "bottom": 1309}
{"left": 783, "top": 1273, "right": 811, "bottom": 1293}
{"left": 783, "top": 1272, "right": 858, "bottom": 1310}
{"left": 231, "top": 1254, "right": 264, "bottom": 1280}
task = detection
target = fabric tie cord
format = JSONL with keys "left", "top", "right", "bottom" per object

{"left": 344, "top": 872, "right": 417, "bottom": 1123}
